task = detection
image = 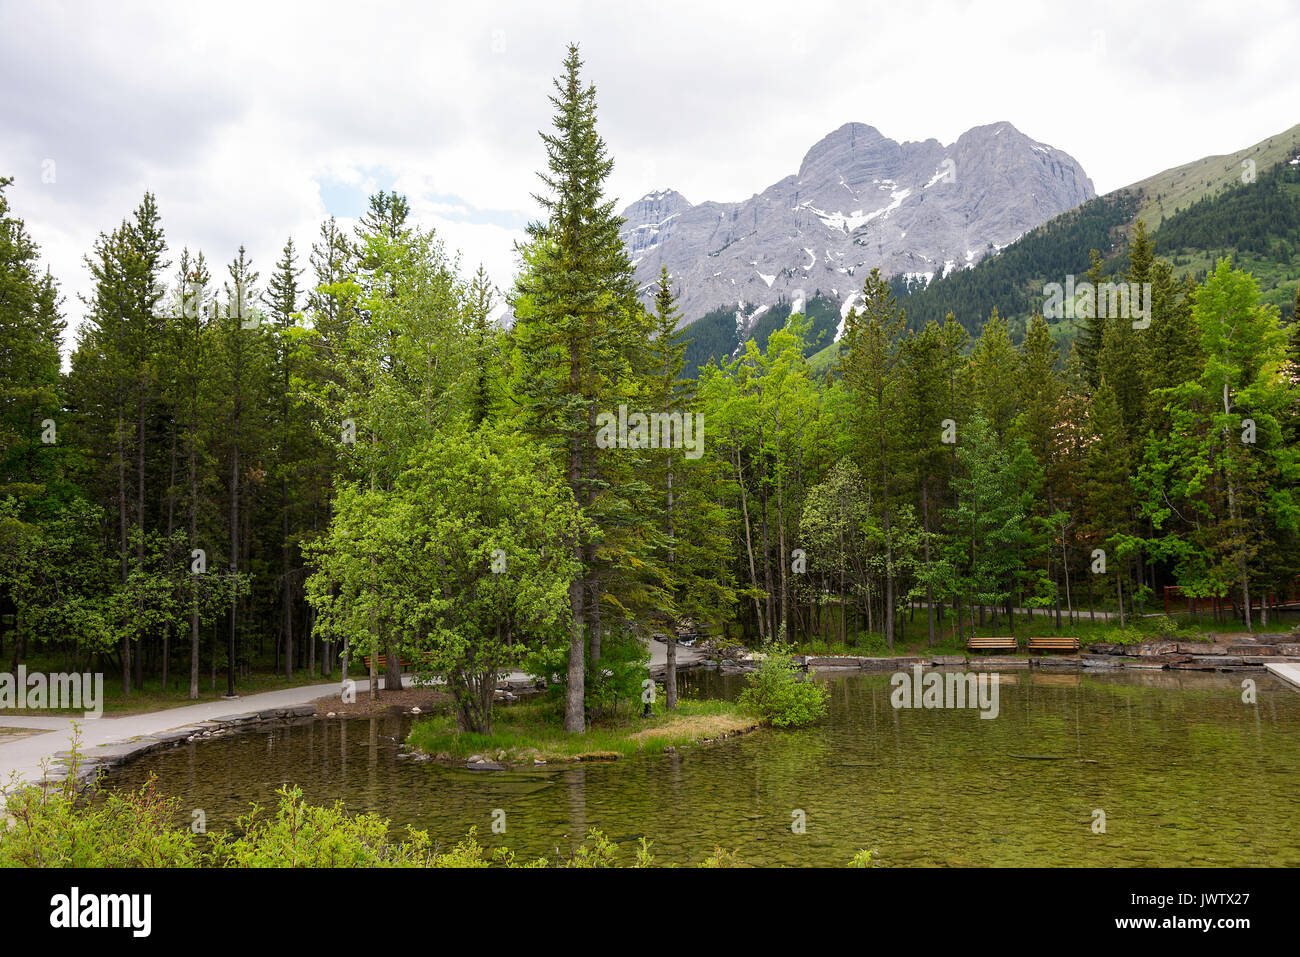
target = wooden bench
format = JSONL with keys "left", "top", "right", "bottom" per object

{"left": 360, "top": 654, "right": 412, "bottom": 672}
{"left": 967, "top": 636, "right": 1018, "bottom": 652}
{"left": 1027, "top": 636, "right": 1080, "bottom": 653}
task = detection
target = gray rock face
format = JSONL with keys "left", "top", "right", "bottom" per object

{"left": 618, "top": 121, "right": 1094, "bottom": 330}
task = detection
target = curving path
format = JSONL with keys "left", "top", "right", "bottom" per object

{"left": 0, "top": 637, "right": 706, "bottom": 791}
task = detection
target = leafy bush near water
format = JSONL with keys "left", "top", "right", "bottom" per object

{"left": 0, "top": 773, "right": 202, "bottom": 867}
{"left": 738, "top": 640, "right": 830, "bottom": 728}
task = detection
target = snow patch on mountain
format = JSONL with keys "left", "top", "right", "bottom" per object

{"left": 617, "top": 121, "right": 1095, "bottom": 332}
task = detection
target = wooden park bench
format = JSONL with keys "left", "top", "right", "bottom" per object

{"left": 360, "top": 654, "right": 412, "bottom": 672}
{"left": 1026, "top": 635, "right": 1080, "bottom": 653}
{"left": 967, "top": 635, "right": 1018, "bottom": 653}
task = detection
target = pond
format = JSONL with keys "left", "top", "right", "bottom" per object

{"left": 107, "top": 668, "right": 1300, "bottom": 866}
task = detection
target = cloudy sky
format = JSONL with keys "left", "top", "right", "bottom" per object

{"left": 2, "top": 0, "right": 1297, "bottom": 343}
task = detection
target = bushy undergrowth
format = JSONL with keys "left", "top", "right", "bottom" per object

{"left": 0, "top": 772, "right": 201, "bottom": 867}
{"left": 738, "top": 641, "right": 830, "bottom": 728}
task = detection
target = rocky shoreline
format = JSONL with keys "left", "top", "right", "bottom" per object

{"left": 782, "top": 633, "right": 1300, "bottom": 675}
{"left": 42, "top": 633, "right": 1296, "bottom": 788}
{"left": 42, "top": 704, "right": 319, "bottom": 790}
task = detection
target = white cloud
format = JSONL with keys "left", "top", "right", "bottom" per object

{"left": 1, "top": 0, "right": 1296, "bottom": 348}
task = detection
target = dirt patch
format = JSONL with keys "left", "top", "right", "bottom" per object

{"left": 0, "top": 727, "right": 44, "bottom": 742}
{"left": 626, "top": 711, "right": 760, "bottom": 744}
{"left": 314, "top": 686, "right": 451, "bottom": 717}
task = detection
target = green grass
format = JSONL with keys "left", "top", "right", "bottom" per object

{"left": 1129, "top": 122, "right": 1300, "bottom": 233}
{"left": 806, "top": 337, "right": 841, "bottom": 375}
{"left": 406, "top": 696, "right": 759, "bottom": 764}
{"left": 1164, "top": 249, "right": 1299, "bottom": 314}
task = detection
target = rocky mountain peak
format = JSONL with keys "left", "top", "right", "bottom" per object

{"left": 618, "top": 121, "right": 1095, "bottom": 330}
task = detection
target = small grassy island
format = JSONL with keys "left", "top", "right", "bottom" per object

{"left": 406, "top": 697, "right": 760, "bottom": 765}
{"left": 406, "top": 643, "right": 827, "bottom": 765}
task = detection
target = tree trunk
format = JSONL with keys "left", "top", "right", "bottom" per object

{"left": 760, "top": 489, "right": 774, "bottom": 639}
{"left": 775, "top": 416, "right": 788, "bottom": 639}
{"left": 922, "top": 482, "right": 935, "bottom": 646}
{"left": 666, "top": 636, "right": 677, "bottom": 711}
{"left": 283, "top": 534, "right": 294, "bottom": 680}
{"left": 878, "top": 428, "right": 894, "bottom": 651}
{"left": 117, "top": 409, "right": 131, "bottom": 695}
{"left": 136, "top": 389, "right": 146, "bottom": 691}
{"left": 384, "top": 627, "right": 402, "bottom": 692}
{"left": 227, "top": 438, "right": 239, "bottom": 697}
{"left": 565, "top": 567, "right": 585, "bottom": 732}
{"left": 734, "top": 446, "right": 765, "bottom": 640}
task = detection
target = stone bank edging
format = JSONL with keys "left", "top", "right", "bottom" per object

{"left": 43, "top": 704, "right": 319, "bottom": 790}
{"left": 792, "top": 639, "right": 1300, "bottom": 675}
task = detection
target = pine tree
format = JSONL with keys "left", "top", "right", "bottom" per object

{"left": 645, "top": 267, "right": 735, "bottom": 705}
{"left": 1135, "top": 260, "right": 1297, "bottom": 630}
{"left": 1015, "top": 313, "right": 1068, "bottom": 625}
{"left": 0, "top": 177, "right": 64, "bottom": 510}
{"left": 70, "top": 194, "right": 169, "bottom": 694}
{"left": 896, "top": 319, "right": 963, "bottom": 644}
{"left": 1076, "top": 249, "right": 1107, "bottom": 391}
{"left": 945, "top": 415, "right": 1044, "bottom": 635}
{"left": 1082, "top": 381, "right": 1134, "bottom": 625}
{"left": 512, "top": 43, "right": 647, "bottom": 732}
{"left": 211, "top": 246, "right": 266, "bottom": 694}
{"left": 970, "top": 307, "right": 1018, "bottom": 441}
{"left": 159, "top": 249, "right": 215, "bottom": 697}
{"left": 839, "top": 268, "right": 905, "bottom": 648}
{"left": 0, "top": 178, "right": 66, "bottom": 674}
{"left": 1096, "top": 226, "right": 1153, "bottom": 443}
{"left": 307, "top": 216, "right": 355, "bottom": 352}
{"left": 265, "top": 238, "right": 304, "bottom": 678}
{"left": 466, "top": 264, "right": 500, "bottom": 428}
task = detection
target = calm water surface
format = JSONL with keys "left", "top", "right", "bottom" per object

{"left": 107, "top": 669, "right": 1300, "bottom": 866}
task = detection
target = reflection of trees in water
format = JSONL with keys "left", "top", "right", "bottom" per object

{"left": 564, "top": 765, "right": 586, "bottom": 859}
{"left": 103, "top": 670, "right": 1300, "bottom": 866}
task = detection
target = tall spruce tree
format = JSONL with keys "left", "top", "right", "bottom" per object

{"left": 839, "top": 268, "right": 905, "bottom": 649}
{"left": 511, "top": 43, "right": 647, "bottom": 732}
{"left": 265, "top": 238, "right": 304, "bottom": 678}
{"left": 1076, "top": 248, "right": 1107, "bottom": 391}
{"left": 71, "top": 194, "right": 169, "bottom": 693}
{"left": 0, "top": 177, "right": 64, "bottom": 511}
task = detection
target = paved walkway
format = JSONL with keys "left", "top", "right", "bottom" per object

{"left": 1265, "top": 662, "right": 1300, "bottom": 692}
{"left": 0, "top": 638, "right": 705, "bottom": 790}
{"left": 0, "top": 675, "right": 411, "bottom": 791}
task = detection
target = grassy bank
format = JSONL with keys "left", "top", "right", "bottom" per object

{"left": 406, "top": 697, "right": 759, "bottom": 764}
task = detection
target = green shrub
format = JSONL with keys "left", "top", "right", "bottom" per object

{"left": 583, "top": 630, "right": 650, "bottom": 718}
{"left": 699, "top": 846, "right": 745, "bottom": 867}
{"left": 1102, "top": 626, "right": 1145, "bottom": 646}
{"left": 563, "top": 828, "right": 621, "bottom": 867}
{"left": 1147, "top": 615, "right": 1180, "bottom": 640}
{"left": 853, "top": 632, "right": 889, "bottom": 656}
{"left": 0, "top": 751, "right": 201, "bottom": 868}
{"left": 207, "top": 786, "right": 446, "bottom": 867}
{"left": 739, "top": 641, "right": 830, "bottom": 728}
